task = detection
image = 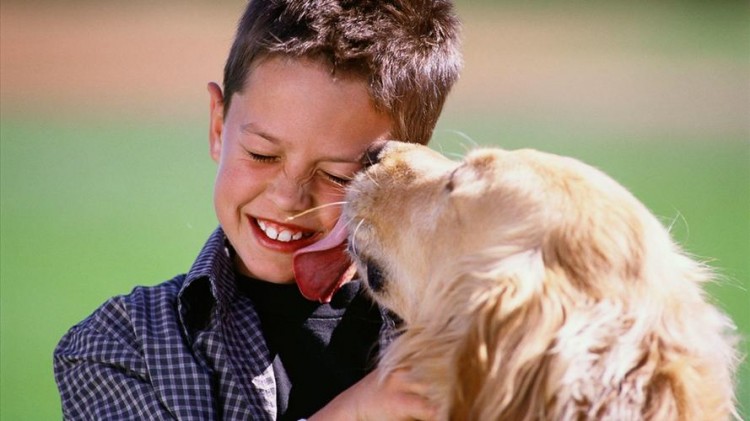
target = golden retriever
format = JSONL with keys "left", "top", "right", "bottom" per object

{"left": 341, "top": 141, "right": 739, "bottom": 420}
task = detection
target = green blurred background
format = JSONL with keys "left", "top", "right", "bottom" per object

{"left": 1, "top": 1, "right": 748, "bottom": 419}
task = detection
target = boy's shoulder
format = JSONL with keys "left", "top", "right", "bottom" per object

{"left": 53, "top": 274, "right": 222, "bottom": 420}
{"left": 64, "top": 275, "right": 189, "bottom": 346}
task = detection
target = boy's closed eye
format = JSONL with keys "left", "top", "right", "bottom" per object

{"left": 246, "top": 150, "right": 280, "bottom": 163}
{"left": 245, "top": 147, "right": 353, "bottom": 187}
{"left": 320, "top": 171, "right": 352, "bottom": 187}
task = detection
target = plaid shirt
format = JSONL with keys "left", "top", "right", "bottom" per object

{"left": 54, "top": 227, "right": 393, "bottom": 420}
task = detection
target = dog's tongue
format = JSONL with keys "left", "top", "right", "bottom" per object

{"left": 293, "top": 217, "right": 355, "bottom": 303}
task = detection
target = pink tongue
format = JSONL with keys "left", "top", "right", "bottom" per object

{"left": 293, "top": 217, "right": 355, "bottom": 303}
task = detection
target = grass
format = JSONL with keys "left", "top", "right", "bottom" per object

{"left": 0, "top": 115, "right": 218, "bottom": 420}
{"left": 1, "top": 112, "right": 748, "bottom": 419}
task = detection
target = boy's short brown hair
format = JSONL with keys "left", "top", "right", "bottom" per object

{"left": 223, "top": 0, "right": 462, "bottom": 145}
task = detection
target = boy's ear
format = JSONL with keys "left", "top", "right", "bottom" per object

{"left": 207, "top": 82, "right": 225, "bottom": 163}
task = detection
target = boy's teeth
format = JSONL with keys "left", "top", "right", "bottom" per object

{"left": 257, "top": 219, "right": 304, "bottom": 242}
{"left": 266, "top": 226, "right": 279, "bottom": 240}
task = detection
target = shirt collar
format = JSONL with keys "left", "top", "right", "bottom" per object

{"left": 176, "top": 227, "right": 399, "bottom": 346}
{"left": 178, "top": 226, "right": 240, "bottom": 338}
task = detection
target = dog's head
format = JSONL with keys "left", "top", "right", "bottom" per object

{"left": 344, "top": 141, "right": 662, "bottom": 321}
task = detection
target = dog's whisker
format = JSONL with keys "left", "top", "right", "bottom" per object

{"left": 430, "top": 136, "right": 448, "bottom": 156}
{"left": 364, "top": 170, "right": 380, "bottom": 188}
{"left": 449, "top": 129, "right": 479, "bottom": 155}
{"left": 666, "top": 210, "right": 689, "bottom": 239}
{"left": 446, "top": 151, "right": 466, "bottom": 160}
{"left": 456, "top": 131, "right": 479, "bottom": 148}
{"left": 285, "top": 201, "right": 348, "bottom": 221}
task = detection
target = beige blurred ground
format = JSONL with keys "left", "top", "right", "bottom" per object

{"left": 1, "top": 3, "right": 238, "bottom": 119}
{"left": 2, "top": 2, "right": 748, "bottom": 138}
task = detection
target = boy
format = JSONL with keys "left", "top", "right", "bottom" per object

{"left": 54, "top": 0, "right": 461, "bottom": 419}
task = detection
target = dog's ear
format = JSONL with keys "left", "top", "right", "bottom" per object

{"left": 448, "top": 268, "right": 565, "bottom": 421}
{"left": 448, "top": 267, "right": 666, "bottom": 420}
{"left": 529, "top": 265, "right": 734, "bottom": 420}
{"left": 542, "top": 204, "right": 645, "bottom": 298}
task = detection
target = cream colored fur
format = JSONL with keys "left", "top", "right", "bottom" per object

{"left": 343, "top": 142, "right": 739, "bottom": 420}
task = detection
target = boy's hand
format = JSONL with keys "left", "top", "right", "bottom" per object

{"left": 309, "top": 367, "right": 436, "bottom": 421}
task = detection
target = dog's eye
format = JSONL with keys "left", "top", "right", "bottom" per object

{"left": 446, "top": 179, "right": 454, "bottom": 192}
{"left": 446, "top": 168, "right": 458, "bottom": 192}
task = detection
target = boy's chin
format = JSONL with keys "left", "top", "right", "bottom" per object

{"left": 234, "top": 255, "right": 295, "bottom": 284}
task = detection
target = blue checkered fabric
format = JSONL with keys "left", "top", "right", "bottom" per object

{"left": 53, "top": 227, "right": 391, "bottom": 420}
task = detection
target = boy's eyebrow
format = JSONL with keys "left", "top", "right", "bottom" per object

{"left": 240, "top": 122, "right": 365, "bottom": 164}
{"left": 241, "top": 123, "right": 281, "bottom": 144}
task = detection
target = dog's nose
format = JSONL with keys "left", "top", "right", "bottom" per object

{"left": 365, "top": 260, "right": 386, "bottom": 292}
{"left": 362, "top": 140, "right": 389, "bottom": 168}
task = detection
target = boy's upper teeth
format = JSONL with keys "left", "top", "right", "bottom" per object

{"left": 257, "top": 219, "right": 304, "bottom": 242}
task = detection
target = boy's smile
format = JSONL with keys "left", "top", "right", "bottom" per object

{"left": 255, "top": 218, "right": 311, "bottom": 243}
{"left": 250, "top": 217, "right": 316, "bottom": 251}
{"left": 208, "top": 56, "right": 393, "bottom": 284}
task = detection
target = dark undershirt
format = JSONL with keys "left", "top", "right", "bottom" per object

{"left": 237, "top": 277, "right": 383, "bottom": 421}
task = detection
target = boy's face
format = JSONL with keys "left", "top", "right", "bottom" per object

{"left": 208, "top": 56, "right": 393, "bottom": 284}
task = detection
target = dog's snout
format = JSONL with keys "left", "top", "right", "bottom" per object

{"left": 362, "top": 140, "right": 389, "bottom": 168}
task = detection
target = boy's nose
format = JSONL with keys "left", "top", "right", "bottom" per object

{"left": 268, "top": 172, "right": 311, "bottom": 212}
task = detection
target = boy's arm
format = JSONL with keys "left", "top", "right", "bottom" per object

{"left": 54, "top": 321, "right": 176, "bottom": 420}
{"left": 54, "top": 293, "right": 179, "bottom": 420}
{"left": 309, "top": 368, "right": 436, "bottom": 421}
